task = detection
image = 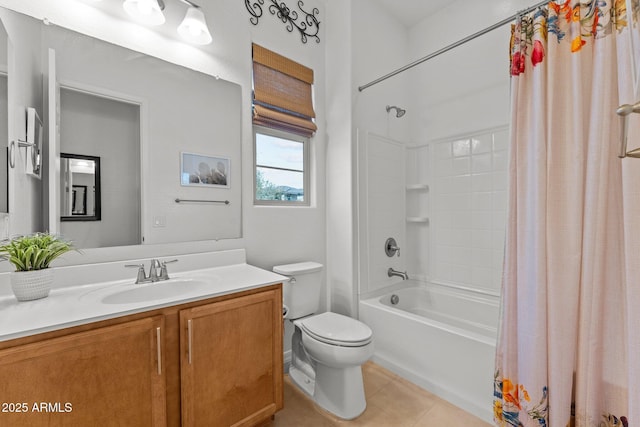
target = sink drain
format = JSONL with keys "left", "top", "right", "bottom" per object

{"left": 390, "top": 294, "right": 399, "bottom": 305}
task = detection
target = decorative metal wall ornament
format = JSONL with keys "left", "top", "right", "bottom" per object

{"left": 246, "top": 0, "right": 320, "bottom": 44}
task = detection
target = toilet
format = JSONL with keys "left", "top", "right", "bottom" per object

{"left": 273, "top": 262, "right": 374, "bottom": 420}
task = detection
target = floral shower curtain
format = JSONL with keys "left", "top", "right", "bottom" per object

{"left": 494, "top": 1, "right": 640, "bottom": 427}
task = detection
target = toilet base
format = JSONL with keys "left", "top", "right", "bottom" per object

{"left": 289, "top": 364, "right": 315, "bottom": 398}
{"left": 313, "top": 364, "right": 366, "bottom": 420}
{"left": 290, "top": 360, "right": 367, "bottom": 420}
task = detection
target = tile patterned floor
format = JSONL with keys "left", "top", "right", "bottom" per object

{"left": 274, "top": 361, "right": 493, "bottom": 426}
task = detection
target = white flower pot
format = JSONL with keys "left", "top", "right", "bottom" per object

{"left": 11, "top": 269, "right": 54, "bottom": 301}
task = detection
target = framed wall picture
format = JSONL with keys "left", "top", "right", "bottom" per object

{"left": 180, "top": 152, "right": 230, "bottom": 188}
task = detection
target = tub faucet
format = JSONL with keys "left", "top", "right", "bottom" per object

{"left": 388, "top": 268, "right": 409, "bottom": 280}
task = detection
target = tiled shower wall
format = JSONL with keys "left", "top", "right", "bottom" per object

{"left": 411, "top": 127, "right": 509, "bottom": 295}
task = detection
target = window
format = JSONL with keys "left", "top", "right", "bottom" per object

{"left": 251, "top": 43, "right": 315, "bottom": 206}
{"left": 254, "top": 126, "right": 309, "bottom": 205}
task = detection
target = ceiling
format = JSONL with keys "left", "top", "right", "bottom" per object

{"left": 372, "top": 0, "right": 453, "bottom": 28}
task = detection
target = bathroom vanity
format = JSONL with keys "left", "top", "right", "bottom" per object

{"left": 0, "top": 254, "right": 284, "bottom": 427}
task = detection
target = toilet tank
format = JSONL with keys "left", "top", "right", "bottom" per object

{"left": 273, "top": 262, "right": 323, "bottom": 320}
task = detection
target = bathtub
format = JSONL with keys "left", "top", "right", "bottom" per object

{"left": 359, "top": 281, "right": 499, "bottom": 423}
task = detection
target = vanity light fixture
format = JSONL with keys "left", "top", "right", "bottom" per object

{"left": 123, "top": 0, "right": 166, "bottom": 26}
{"left": 177, "top": 0, "right": 212, "bottom": 45}
{"left": 122, "top": 0, "right": 212, "bottom": 45}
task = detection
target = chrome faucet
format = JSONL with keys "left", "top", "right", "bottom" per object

{"left": 158, "top": 259, "right": 178, "bottom": 280}
{"left": 388, "top": 267, "right": 409, "bottom": 280}
{"left": 125, "top": 259, "right": 179, "bottom": 284}
{"left": 149, "top": 259, "right": 162, "bottom": 281}
{"left": 125, "top": 263, "right": 149, "bottom": 284}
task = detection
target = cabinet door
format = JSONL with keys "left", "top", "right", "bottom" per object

{"left": 0, "top": 316, "right": 166, "bottom": 427}
{"left": 180, "top": 288, "right": 283, "bottom": 427}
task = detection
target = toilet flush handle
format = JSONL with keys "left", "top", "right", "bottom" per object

{"left": 289, "top": 277, "right": 297, "bottom": 284}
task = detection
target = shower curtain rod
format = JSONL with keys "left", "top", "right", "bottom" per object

{"left": 358, "top": 0, "right": 550, "bottom": 92}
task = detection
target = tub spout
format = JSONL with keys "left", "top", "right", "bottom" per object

{"left": 388, "top": 268, "right": 409, "bottom": 280}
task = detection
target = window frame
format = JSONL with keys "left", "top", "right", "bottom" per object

{"left": 253, "top": 125, "right": 310, "bottom": 206}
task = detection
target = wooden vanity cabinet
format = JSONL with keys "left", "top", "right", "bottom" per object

{"left": 179, "top": 287, "right": 284, "bottom": 427}
{"left": 0, "top": 316, "right": 166, "bottom": 427}
{"left": 0, "top": 284, "right": 283, "bottom": 427}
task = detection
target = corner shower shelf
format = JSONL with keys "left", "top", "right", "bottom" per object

{"left": 406, "top": 184, "right": 429, "bottom": 191}
{"left": 406, "top": 184, "right": 429, "bottom": 224}
{"left": 406, "top": 216, "right": 429, "bottom": 224}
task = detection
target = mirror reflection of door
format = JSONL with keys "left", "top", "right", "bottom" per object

{"left": 60, "top": 153, "right": 100, "bottom": 221}
{"left": 59, "top": 88, "right": 141, "bottom": 249}
{"left": 71, "top": 185, "right": 87, "bottom": 215}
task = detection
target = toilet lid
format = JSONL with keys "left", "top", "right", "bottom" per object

{"left": 299, "top": 312, "right": 373, "bottom": 347}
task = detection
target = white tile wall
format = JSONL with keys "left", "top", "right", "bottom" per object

{"left": 427, "top": 127, "right": 509, "bottom": 294}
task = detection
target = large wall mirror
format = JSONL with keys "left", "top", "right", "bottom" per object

{"left": 0, "top": 19, "right": 8, "bottom": 215}
{"left": 0, "top": 6, "right": 242, "bottom": 249}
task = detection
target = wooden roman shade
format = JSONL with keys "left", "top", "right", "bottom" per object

{"left": 252, "top": 43, "right": 316, "bottom": 137}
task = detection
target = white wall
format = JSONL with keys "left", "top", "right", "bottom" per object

{"left": 349, "top": 0, "right": 411, "bottom": 304}
{"left": 407, "top": 0, "right": 533, "bottom": 141}
{"left": 325, "top": 0, "right": 355, "bottom": 316}
{"left": 0, "top": 8, "right": 43, "bottom": 238}
{"left": 352, "top": 0, "right": 410, "bottom": 144}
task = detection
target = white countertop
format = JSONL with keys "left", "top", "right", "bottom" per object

{"left": 0, "top": 263, "right": 287, "bottom": 342}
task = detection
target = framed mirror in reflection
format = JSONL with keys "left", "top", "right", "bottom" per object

{"left": 60, "top": 153, "right": 100, "bottom": 222}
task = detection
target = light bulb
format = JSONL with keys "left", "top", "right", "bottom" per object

{"left": 123, "top": 0, "right": 165, "bottom": 26}
{"left": 177, "top": 7, "right": 212, "bottom": 45}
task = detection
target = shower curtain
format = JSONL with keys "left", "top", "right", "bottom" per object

{"left": 494, "top": 1, "right": 640, "bottom": 427}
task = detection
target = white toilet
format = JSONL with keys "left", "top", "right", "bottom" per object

{"left": 273, "top": 261, "right": 374, "bottom": 420}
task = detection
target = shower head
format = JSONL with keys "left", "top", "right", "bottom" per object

{"left": 386, "top": 105, "right": 406, "bottom": 118}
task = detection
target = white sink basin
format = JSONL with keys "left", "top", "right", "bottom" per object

{"left": 100, "top": 278, "right": 217, "bottom": 304}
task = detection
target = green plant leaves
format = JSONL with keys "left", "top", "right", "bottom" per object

{"left": 0, "top": 233, "right": 74, "bottom": 272}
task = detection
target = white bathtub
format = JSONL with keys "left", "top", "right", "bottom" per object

{"left": 359, "top": 281, "right": 499, "bottom": 423}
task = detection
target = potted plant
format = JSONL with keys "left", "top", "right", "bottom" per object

{"left": 0, "top": 233, "right": 74, "bottom": 301}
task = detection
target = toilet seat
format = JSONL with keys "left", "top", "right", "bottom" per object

{"left": 298, "top": 312, "right": 373, "bottom": 347}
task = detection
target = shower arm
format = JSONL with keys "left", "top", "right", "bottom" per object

{"left": 616, "top": 101, "right": 640, "bottom": 158}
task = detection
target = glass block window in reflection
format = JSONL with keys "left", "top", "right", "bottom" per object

{"left": 254, "top": 127, "right": 309, "bottom": 205}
